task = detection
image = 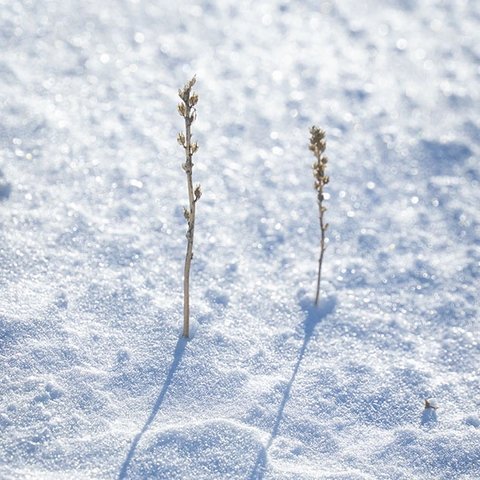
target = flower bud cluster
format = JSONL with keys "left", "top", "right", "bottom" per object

{"left": 310, "top": 126, "right": 329, "bottom": 200}
{"left": 177, "top": 76, "right": 198, "bottom": 123}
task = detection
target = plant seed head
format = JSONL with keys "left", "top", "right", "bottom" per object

{"left": 179, "top": 76, "right": 197, "bottom": 101}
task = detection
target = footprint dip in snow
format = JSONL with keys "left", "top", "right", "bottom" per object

{"left": 421, "top": 398, "right": 438, "bottom": 426}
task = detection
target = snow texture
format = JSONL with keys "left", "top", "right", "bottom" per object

{"left": 1, "top": 0, "right": 479, "bottom": 479}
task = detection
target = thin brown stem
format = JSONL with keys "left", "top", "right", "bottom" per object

{"left": 183, "top": 112, "right": 194, "bottom": 337}
{"left": 310, "top": 126, "right": 329, "bottom": 306}
{"left": 315, "top": 206, "right": 326, "bottom": 306}
{"left": 177, "top": 77, "right": 200, "bottom": 338}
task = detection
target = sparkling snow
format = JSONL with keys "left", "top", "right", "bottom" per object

{"left": 1, "top": 0, "right": 479, "bottom": 479}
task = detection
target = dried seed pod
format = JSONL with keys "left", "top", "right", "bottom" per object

{"left": 194, "top": 184, "right": 202, "bottom": 201}
{"left": 177, "top": 103, "right": 186, "bottom": 117}
{"left": 189, "top": 93, "right": 199, "bottom": 107}
{"left": 177, "top": 132, "right": 186, "bottom": 147}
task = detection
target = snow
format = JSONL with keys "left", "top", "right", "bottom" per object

{"left": 1, "top": 0, "right": 479, "bottom": 479}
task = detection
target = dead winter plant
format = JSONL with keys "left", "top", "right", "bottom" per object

{"left": 177, "top": 76, "right": 201, "bottom": 337}
{"left": 309, "top": 126, "right": 329, "bottom": 305}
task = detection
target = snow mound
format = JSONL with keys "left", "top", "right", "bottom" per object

{"left": 125, "top": 419, "right": 262, "bottom": 479}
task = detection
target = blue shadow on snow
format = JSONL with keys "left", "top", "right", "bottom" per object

{"left": 118, "top": 336, "right": 187, "bottom": 479}
{"left": 249, "top": 295, "right": 336, "bottom": 479}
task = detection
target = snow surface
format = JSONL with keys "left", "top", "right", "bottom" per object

{"left": 1, "top": 0, "right": 480, "bottom": 479}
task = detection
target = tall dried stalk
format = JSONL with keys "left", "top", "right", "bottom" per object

{"left": 177, "top": 76, "right": 201, "bottom": 337}
{"left": 309, "top": 126, "right": 329, "bottom": 305}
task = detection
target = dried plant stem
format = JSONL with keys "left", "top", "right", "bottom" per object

{"left": 183, "top": 114, "right": 194, "bottom": 338}
{"left": 177, "top": 77, "right": 201, "bottom": 337}
{"left": 310, "top": 126, "right": 329, "bottom": 306}
{"left": 315, "top": 205, "right": 327, "bottom": 305}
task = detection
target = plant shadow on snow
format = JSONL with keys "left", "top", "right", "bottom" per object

{"left": 0, "top": 170, "right": 12, "bottom": 200}
{"left": 249, "top": 295, "right": 336, "bottom": 480}
{"left": 118, "top": 336, "right": 188, "bottom": 480}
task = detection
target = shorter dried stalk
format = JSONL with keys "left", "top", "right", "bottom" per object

{"left": 177, "top": 76, "right": 201, "bottom": 337}
{"left": 310, "top": 126, "right": 329, "bottom": 305}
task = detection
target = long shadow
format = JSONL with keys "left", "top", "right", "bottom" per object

{"left": 249, "top": 296, "right": 336, "bottom": 480}
{"left": 118, "top": 337, "right": 188, "bottom": 480}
